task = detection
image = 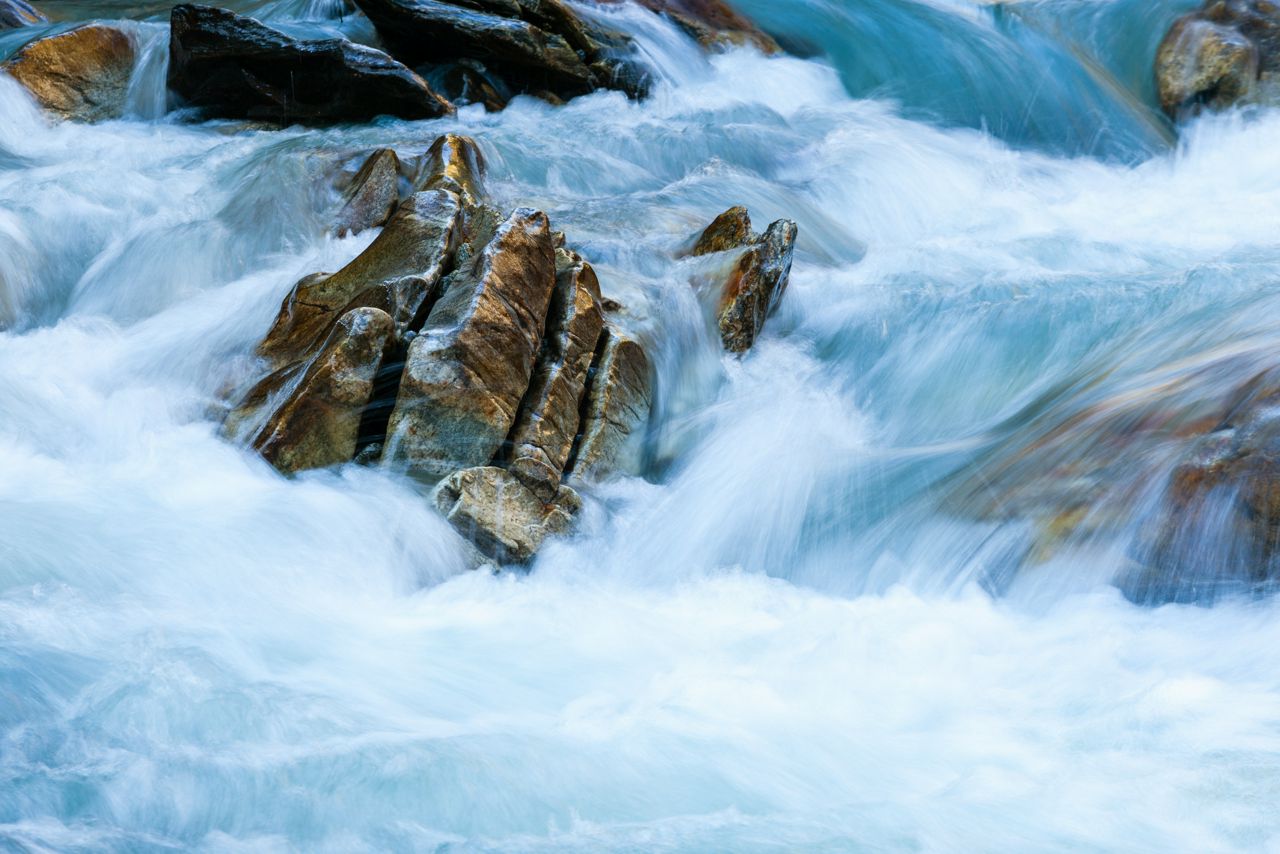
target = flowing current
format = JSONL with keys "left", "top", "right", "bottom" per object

{"left": 5, "top": 0, "right": 1280, "bottom": 850}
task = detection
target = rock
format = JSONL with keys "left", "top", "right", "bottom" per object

{"left": 334, "top": 148, "right": 403, "bottom": 237}
{"left": 246, "top": 306, "right": 396, "bottom": 474}
{"left": 260, "top": 188, "right": 464, "bottom": 369}
{"left": 433, "top": 61, "right": 510, "bottom": 111}
{"left": 1155, "top": 0, "right": 1280, "bottom": 117}
{"left": 353, "top": 0, "right": 596, "bottom": 95}
{"left": 691, "top": 204, "right": 753, "bottom": 255}
{"left": 415, "top": 132, "right": 487, "bottom": 209}
{"left": 507, "top": 249, "right": 606, "bottom": 500}
{"left": 0, "top": 0, "right": 45, "bottom": 28}
{"left": 568, "top": 324, "right": 651, "bottom": 483}
{"left": 630, "top": 0, "right": 779, "bottom": 53}
{"left": 434, "top": 465, "right": 580, "bottom": 562}
{"left": 2, "top": 24, "right": 135, "bottom": 121}
{"left": 168, "top": 4, "right": 453, "bottom": 123}
{"left": 716, "top": 218, "right": 797, "bottom": 353}
{"left": 384, "top": 207, "right": 558, "bottom": 479}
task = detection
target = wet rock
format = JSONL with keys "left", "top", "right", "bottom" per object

{"left": 384, "top": 207, "right": 557, "bottom": 480}
{"left": 415, "top": 132, "right": 487, "bottom": 209}
{"left": 2, "top": 24, "right": 135, "bottom": 121}
{"left": 434, "top": 465, "right": 580, "bottom": 562}
{"left": 692, "top": 207, "right": 798, "bottom": 353}
{"left": 244, "top": 306, "right": 396, "bottom": 474}
{"left": 334, "top": 148, "right": 403, "bottom": 237}
{"left": 260, "top": 188, "right": 464, "bottom": 369}
{"left": 168, "top": 4, "right": 452, "bottom": 123}
{"left": 1155, "top": 0, "right": 1280, "bottom": 117}
{"left": 507, "top": 249, "right": 605, "bottom": 500}
{"left": 630, "top": 0, "right": 780, "bottom": 53}
{"left": 433, "top": 61, "right": 510, "bottom": 111}
{"left": 569, "top": 324, "right": 651, "bottom": 483}
{"left": 0, "top": 0, "right": 45, "bottom": 28}
{"left": 353, "top": 0, "right": 596, "bottom": 95}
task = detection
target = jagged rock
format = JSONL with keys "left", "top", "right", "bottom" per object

{"left": 691, "top": 205, "right": 752, "bottom": 255}
{"left": 415, "top": 133, "right": 487, "bottom": 209}
{"left": 384, "top": 207, "right": 558, "bottom": 479}
{"left": 334, "top": 148, "right": 403, "bottom": 237}
{"left": 507, "top": 249, "right": 605, "bottom": 500}
{"left": 434, "top": 465, "right": 580, "bottom": 562}
{"left": 1155, "top": 0, "right": 1280, "bottom": 117}
{"left": 2, "top": 24, "right": 135, "bottom": 121}
{"left": 244, "top": 306, "right": 396, "bottom": 474}
{"left": 0, "top": 0, "right": 45, "bottom": 28}
{"left": 692, "top": 207, "right": 798, "bottom": 353}
{"left": 630, "top": 0, "right": 779, "bottom": 53}
{"left": 569, "top": 324, "right": 651, "bottom": 482}
{"left": 168, "top": 4, "right": 453, "bottom": 123}
{"left": 260, "top": 189, "right": 464, "bottom": 369}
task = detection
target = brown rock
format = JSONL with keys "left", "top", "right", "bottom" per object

{"left": 631, "top": 0, "right": 779, "bottom": 53}
{"left": 1156, "top": 17, "right": 1259, "bottom": 116}
{"left": 415, "top": 132, "right": 487, "bottom": 209}
{"left": 0, "top": 0, "right": 45, "bottom": 28}
{"left": 260, "top": 188, "right": 464, "bottom": 369}
{"left": 715, "top": 217, "right": 797, "bottom": 353}
{"left": 3, "top": 24, "right": 135, "bottom": 121}
{"left": 334, "top": 148, "right": 403, "bottom": 237}
{"left": 507, "top": 249, "right": 605, "bottom": 500}
{"left": 691, "top": 205, "right": 753, "bottom": 255}
{"left": 568, "top": 324, "right": 651, "bottom": 483}
{"left": 383, "top": 207, "right": 557, "bottom": 480}
{"left": 434, "top": 465, "right": 580, "bottom": 562}
{"left": 247, "top": 306, "right": 396, "bottom": 474}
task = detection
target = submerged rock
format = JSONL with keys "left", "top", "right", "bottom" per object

{"left": 0, "top": 0, "right": 45, "bottom": 29}
{"left": 384, "top": 207, "right": 558, "bottom": 480}
{"left": 247, "top": 307, "right": 396, "bottom": 474}
{"left": 435, "top": 465, "right": 581, "bottom": 562}
{"left": 168, "top": 4, "right": 453, "bottom": 123}
{"left": 692, "top": 206, "right": 798, "bottom": 353}
{"left": 1156, "top": 0, "right": 1280, "bottom": 117}
{"left": 2, "top": 24, "right": 135, "bottom": 121}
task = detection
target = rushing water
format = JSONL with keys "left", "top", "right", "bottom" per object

{"left": 4, "top": 0, "right": 1280, "bottom": 850}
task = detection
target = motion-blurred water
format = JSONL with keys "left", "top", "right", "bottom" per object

{"left": 3, "top": 0, "right": 1280, "bottom": 850}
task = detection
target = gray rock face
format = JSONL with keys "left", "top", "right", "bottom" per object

{"left": 168, "top": 4, "right": 453, "bottom": 123}
{"left": 334, "top": 148, "right": 403, "bottom": 238}
{"left": 2, "top": 24, "right": 135, "bottom": 122}
{"left": 508, "top": 249, "right": 605, "bottom": 500}
{"left": 569, "top": 324, "right": 651, "bottom": 483}
{"left": 247, "top": 307, "right": 396, "bottom": 474}
{"left": 0, "top": 0, "right": 45, "bottom": 29}
{"left": 1156, "top": 0, "right": 1280, "bottom": 117}
{"left": 384, "top": 207, "right": 558, "bottom": 480}
{"left": 434, "top": 465, "right": 581, "bottom": 562}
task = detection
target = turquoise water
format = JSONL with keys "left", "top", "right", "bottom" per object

{"left": 3, "top": 0, "right": 1280, "bottom": 850}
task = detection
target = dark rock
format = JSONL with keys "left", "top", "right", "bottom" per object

{"left": 568, "top": 324, "right": 651, "bottom": 483}
{"left": 384, "top": 207, "right": 558, "bottom": 479}
{"left": 432, "top": 61, "right": 510, "bottom": 111}
{"left": 2, "top": 24, "right": 135, "bottom": 121}
{"left": 168, "top": 4, "right": 452, "bottom": 123}
{"left": 629, "top": 0, "right": 779, "bottom": 53}
{"left": 0, "top": 0, "right": 45, "bottom": 28}
{"left": 334, "top": 148, "right": 403, "bottom": 237}
{"left": 1155, "top": 0, "right": 1280, "bottom": 117}
{"left": 246, "top": 306, "right": 396, "bottom": 474}
{"left": 508, "top": 248, "right": 605, "bottom": 500}
{"left": 434, "top": 465, "right": 580, "bottom": 562}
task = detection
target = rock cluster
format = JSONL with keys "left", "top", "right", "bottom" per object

{"left": 690, "top": 206, "right": 798, "bottom": 353}
{"left": 1, "top": 24, "right": 136, "bottom": 121}
{"left": 1156, "top": 0, "right": 1280, "bottom": 117}
{"left": 225, "top": 134, "right": 653, "bottom": 563}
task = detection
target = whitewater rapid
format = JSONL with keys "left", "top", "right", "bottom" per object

{"left": 4, "top": 0, "right": 1280, "bottom": 849}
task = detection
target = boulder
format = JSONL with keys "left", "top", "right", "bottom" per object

{"left": 246, "top": 306, "right": 396, "bottom": 474}
{"left": 334, "top": 148, "right": 403, "bottom": 237}
{"left": 434, "top": 465, "right": 581, "bottom": 562}
{"left": 1155, "top": 0, "right": 1280, "bottom": 117}
{"left": 692, "top": 206, "right": 798, "bottom": 353}
{"left": 0, "top": 0, "right": 45, "bottom": 28}
{"left": 2, "top": 24, "right": 135, "bottom": 121}
{"left": 383, "top": 207, "right": 558, "bottom": 479}
{"left": 507, "top": 249, "right": 605, "bottom": 500}
{"left": 413, "top": 132, "right": 487, "bottom": 209}
{"left": 168, "top": 4, "right": 452, "bottom": 123}
{"left": 568, "top": 324, "right": 651, "bottom": 482}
